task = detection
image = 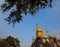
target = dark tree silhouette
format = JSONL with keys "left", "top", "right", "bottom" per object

{"left": 0, "top": 36, "right": 20, "bottom": 47}
{"left": 0, "top": 40, "right": 11, "bottom": 47}
{"left": 4, "top": 36, "right": 20, "bottom": 47}
{"left": 1, "top": 0, "right": 53, "bottom": 24}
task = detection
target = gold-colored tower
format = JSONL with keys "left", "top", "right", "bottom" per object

{"left": 36, "top": 24, "right": 43, "bottom": 38}
{"left": 36, "top": 24, "right": 50, "bottom": 38}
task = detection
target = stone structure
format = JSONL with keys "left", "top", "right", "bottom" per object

{"left": 31, "top": 25, "right": 60, "bottom": 47}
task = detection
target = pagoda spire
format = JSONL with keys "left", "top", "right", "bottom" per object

{"left": 36, "top": 24, "right": 43, "bottom": 37}
{"left": 46, "top": 28, "right": 49, "bottom": 33}
{"left": 36, "top": 24, "right": 42, "bottom": 32}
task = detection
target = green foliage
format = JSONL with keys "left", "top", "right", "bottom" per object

{"left": 0, "top": 36, "right": 20, "bottom": 47}
{"left": 1, "top": 0, "right": 53, "bottom": 25}
{"left": 4, "top": 36, "right": 20, "bottom": 47}
{"left": 0, "top": 40, "right": 11, "bottom": 47}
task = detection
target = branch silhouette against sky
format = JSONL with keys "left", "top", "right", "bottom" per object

{"left": 1, "top": 0, "right": 52, "bottom": 25}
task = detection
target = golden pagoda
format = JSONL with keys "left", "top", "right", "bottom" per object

{"left": 36, "top": 24, "right": 50, "bottom": 38}
{"left": 31, "top": 25, "right": 60, "bottom": 47}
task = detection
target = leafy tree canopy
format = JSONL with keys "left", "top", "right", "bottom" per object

{"left": 0, "top": 36, "right": 20, "bottom": 47}
{"left": 1, "top": 0, "right": 52, "bottom": 25}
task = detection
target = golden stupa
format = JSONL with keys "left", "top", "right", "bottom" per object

{"left": 36, "top": 24, "right": 50, "bottom": 38}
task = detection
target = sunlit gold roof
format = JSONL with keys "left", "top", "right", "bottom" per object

{"left": 36, "top": 24, "right": 51, "bottom": 38}
{"left": 36, "top": 25, "right": 42, "bottom": 32}
{"left": 36, "top": 24, "right": 43, "bottom": 37}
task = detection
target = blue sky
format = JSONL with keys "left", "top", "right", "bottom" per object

{"left": 0, "top": 0, "right": 60, "bottom": 47}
